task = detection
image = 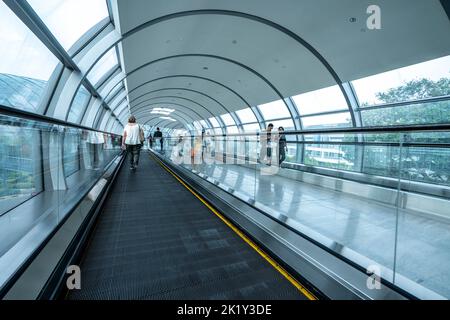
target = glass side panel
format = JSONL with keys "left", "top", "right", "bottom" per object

{"left": 208, "top": 117, "right": 220, "bottom": 127}
{"left": 220, "top": 113, "right": 235, "bottom": 126}
{"left": 28, "top": 0, "right": 109, "bottom": 51}
{"left": 86, "top": 47, "right": 118, "bottom": 86}
{"left": 199, "top": 120, "right": 209, "bottom": 128}
{"left": 352, "top": 55, "right": 450, "bottom": 106}
{"left": 258, "top": 99, "right": 290, "bottom": 120}
{"left": 63, "top": 128, "right": 80, "bottom": 177}
{"left": 235, "top": 108, "right": 257, "bottom": 123}
{"left": 67, "top": 85, "right": 90, "bottom": 123}
{"left": 0, "top": 2, "right": 59, "bottom": 112}
{"left": 105, "top": 83, "right": 124, "bottom": 103}
{"left": 267, "top": 119, "right": 295, "bottom": 131}
{"left": 302, "top": 112, "right": 352, "bottom": 129}
{"left": 243, "top": 123, "right": 260, "bottom": 132}
{"left": 0, "top": 113, "right": 122, "bottom": 292}
{"left": 0, "top": 116, "right": 43, "bottom": 214}
{"left": 292, "top": 85, "right": 348, "bottom": 115}
{"left": 361, "top": 100, "right": 450, "bottom": 126}
{"left": 226, "top": 126, "right": 239, "bottom": 134}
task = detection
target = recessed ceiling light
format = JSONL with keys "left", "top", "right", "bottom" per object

{"left": 349, "top": 17, "right": 357, "bottom": 23}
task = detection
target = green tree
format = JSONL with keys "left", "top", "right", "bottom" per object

{"left": 376, "top": 78, "right": 450, "bottom": 103}
{"left": 363, "top": 78, "right": 450, "bottom": 127}
{"left": 361, "top": 77, "right": 450, "bottom": 185}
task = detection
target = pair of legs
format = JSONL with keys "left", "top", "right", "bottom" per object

{"left": 260, "top": 146, "right": 272, "bottom": 165}
{"left": 126, "top": 144, "right": 141, "bottom": 169}
{"left": 279, "top": 147, "right": 286, "bottom": 164}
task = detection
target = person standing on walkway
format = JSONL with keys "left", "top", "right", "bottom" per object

{"left": 260, "top": 123, "right": 274, "bottom": 165}
{"left": 122, "top": 115, "right": 142, "bottom": 170}
{"left": 153, "top": 127, "right": 164, "bottom": 151}
{"left": 278, "top": 126, "right": 288, "bottom": 165}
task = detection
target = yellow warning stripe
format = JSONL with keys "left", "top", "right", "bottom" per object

{"left": 150, "top": 154, "right": 317, "bottom": 300}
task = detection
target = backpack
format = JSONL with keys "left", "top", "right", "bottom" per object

{"left": 139, "top": 125, "right": 145, "bottom": 144}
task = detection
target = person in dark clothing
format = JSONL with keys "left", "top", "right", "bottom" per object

{"left": 153, "top": 127, "right": 163, "bottom": 151}
{"left": 278, "top": 126, "right": 288, "bottom": 165}
{"left": 147, "top": 133, "right": 153, "bottom": 149}
{"left": 260, "top": 123, "right": 274, "bottom": 165}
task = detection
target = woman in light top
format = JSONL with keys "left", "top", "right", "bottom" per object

{"left": 122, "top": 115, "right": 143, "bottom": 170}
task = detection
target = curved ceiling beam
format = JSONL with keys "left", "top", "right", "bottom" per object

{"left": 125, "top": 54, "right": 293, "bottom": 119}
{"left": 128, "top": 74, "right": 253, "bottom": 110}
{"left": 133, "top": 102, "right": 202, "bottom": 123}
{"left": 131, "top": 95, "right": 217, "bottom": 119}
{"left": 144, "top": 117, "right": 184, "bottom": 131}
{"left": 142, "top": 118, "right": 182, "bottom": 131}
{"left": 78, "top": 10, "right": 356, "bottom": 132}
{"left": 130, "top": 87, "right": 230, "bottom": 114}
{"left": 122, "top": 9, "right": 354, "bottom": 125}
{"left": 134, "top": 108, "right": 193, "bottom": 126}
{"left": 137, "top": 112, "right": 189, "bottom": 127}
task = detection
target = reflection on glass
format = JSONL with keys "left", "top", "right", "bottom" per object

{"left": 0, "top": 2, "right": 59, "bottom": 112}
{"left": 0, "top": 113, "right": 122, "bottom": 291}
{"left": 156, "top": 127, "right": 450, "bottom": 299}
{"left": 0, "top": 117, "right": 42, "bottom": 213}
{"left": 63, "top": 128, "right": 80, "bottom": 177}
{"left": 27, "top": 0, "right": 109, "bottom": 51}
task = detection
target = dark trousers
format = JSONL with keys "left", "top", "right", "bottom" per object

{"left": 279, "top": 147, "right": 286, "bottom": 164}
{"left": 126, "top": 144, "right": 141, "bottom": 168}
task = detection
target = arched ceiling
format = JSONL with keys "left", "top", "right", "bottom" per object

{"left": 110, "top": 0, "right": 450, "bottom": 128}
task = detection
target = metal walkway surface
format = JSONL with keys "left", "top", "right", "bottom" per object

{"left": 67, "top": 153, "right": 309, "bottom": 300}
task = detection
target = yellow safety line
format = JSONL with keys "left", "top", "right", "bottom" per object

{"left": 150, "top": 153, "right": 317, "bottom": 301}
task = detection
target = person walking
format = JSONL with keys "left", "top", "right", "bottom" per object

{"left": 122, "top": 115, "right": 143, "bottom": 171}
{"left": 153, "top": 127, "right": 163, "bottom": 151}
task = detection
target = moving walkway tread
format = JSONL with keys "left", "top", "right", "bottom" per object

{"left": 67, "top": 153, "right": 309, "bottom": 300}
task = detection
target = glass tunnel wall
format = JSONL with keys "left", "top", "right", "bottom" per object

{"left": 1, "top": 0, "right": 450, "bottom": 300}
{"left": 153, "top": 54, "right": 450, "bottom": 299}
{"left": 0, "top": 0, "right": 125, "bottom": 292}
